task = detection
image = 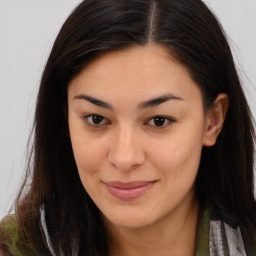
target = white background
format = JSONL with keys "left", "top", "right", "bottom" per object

{"left": 0, "top": 0, "right": 255, "bottom": 219}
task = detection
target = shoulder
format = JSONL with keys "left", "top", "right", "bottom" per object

{"left": 0, "top": 214, "right": 37, "bottom": 256}
{"left": 0, "top": 215, "right": 18, "bottom": 256}
{"left": 209, "top": 207, "right": 256, "bottom": 256}
{"left": 244, "top": 234, "right": 256, "bottom": 256}
{"left": 196, "top": 206, "right": 256, "bottom": 256}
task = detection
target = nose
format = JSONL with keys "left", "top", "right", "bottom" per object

{"left": 108, "top": 125, "right": 146, "bottom": 171}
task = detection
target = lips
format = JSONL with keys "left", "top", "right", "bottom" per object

{"left": 104, "top": 181, "right": 156, "bottom": 201}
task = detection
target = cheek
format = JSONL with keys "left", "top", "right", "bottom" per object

{"left": 72, "top": 139, "right": 104, "bottom": 174}
{"left": 70, "top": 138, "right": 107, "bottom": 197}
{"left": 149, "top": 128, "right": 204, "bottom": 179}
{"left": 69, "top": 123, "right": 107, "bottom": 183}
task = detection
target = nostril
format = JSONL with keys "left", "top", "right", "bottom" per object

{"left": 108, "top": 128, "right": 146, "bottom": 171}
{"left": 108, "top": 146, "right": 145, "bottom": 171}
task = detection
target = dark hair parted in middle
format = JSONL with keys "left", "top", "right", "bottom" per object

{"left": 16, "top": 0, "right": 255, "bottom": 255}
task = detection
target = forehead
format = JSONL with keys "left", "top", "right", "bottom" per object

{"left": 68, "top": 44, "right": 201, "bottom": 103}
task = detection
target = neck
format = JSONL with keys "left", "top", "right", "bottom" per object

{"left": 104, "top": 196, "right": 199, "bottom": 256}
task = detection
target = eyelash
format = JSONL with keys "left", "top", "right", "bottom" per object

{"left": 83, "top": 114, "right": 110, "bottom": 126}
{"left": 145, "top": 116, "right": 175, "bottom": 127}
{"left": 83, "top": 114, "right": 175, "bottom": 128}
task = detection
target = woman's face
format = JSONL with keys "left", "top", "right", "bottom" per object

{"left": 68, "top": 44, "right": 211, "bottom": 229}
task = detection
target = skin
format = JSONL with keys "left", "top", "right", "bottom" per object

{"left": 68, "top": 44, "right": 228, "bottom": 256}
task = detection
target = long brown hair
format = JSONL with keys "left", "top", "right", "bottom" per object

{"left": 9, "top": 0, "right": 256, "bottom": 255}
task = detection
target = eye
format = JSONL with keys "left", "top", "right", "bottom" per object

{"left": 146, "top": 116, "right": 175, "bottom": 127}
{"left": 84, "top": 114, "right": 109, "bottom": 126}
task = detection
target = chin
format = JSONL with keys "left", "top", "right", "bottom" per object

{"left": 101, "top": 207, "right": 160, "bottom": 230}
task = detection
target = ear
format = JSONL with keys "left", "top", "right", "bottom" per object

{"left": 203, "top": 93, "right": 229, "bottom": 147}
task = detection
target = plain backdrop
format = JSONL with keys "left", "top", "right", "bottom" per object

{"left": 0, "top": 0, "right": 255, "bottom": 220}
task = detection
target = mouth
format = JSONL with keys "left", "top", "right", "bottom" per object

{"left": 103, "top": 181, "right": 157, "bottom": 201}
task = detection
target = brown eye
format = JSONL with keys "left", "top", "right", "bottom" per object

{"left": 153, "top": 117, "right": 166, "bottom": 126}
{"left": 92, "top": 115, "right": 103, "bottom": 124}
{"left": 147, "top": 116, "right": 175, "bottom": 127}
{"left": 84, "top": 115, "right": 108, "bottom": 126}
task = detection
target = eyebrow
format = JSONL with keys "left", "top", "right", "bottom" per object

{"left": 73, "top": 93, "right": 183, "bottom": 110}
{"left": 74, "top": 94, "right": 113, "bottom": 110}
{"left": 138, "top": 93, "right": 183, "bottom": 110}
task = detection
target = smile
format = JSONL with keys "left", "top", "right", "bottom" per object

{"left": 104, "top": 181, "right": 157, "bottom": 201}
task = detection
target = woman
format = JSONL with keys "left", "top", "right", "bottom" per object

{"left": 0, "top": 0, "right": 255, "bottom": 255}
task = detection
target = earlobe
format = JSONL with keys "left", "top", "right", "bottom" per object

{"left": 203, "top": 93, "right": 229, "bottom": 147}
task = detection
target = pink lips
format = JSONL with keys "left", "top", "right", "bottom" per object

{"left": 104, "top": 181, "right": 156, "bottom": 201}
